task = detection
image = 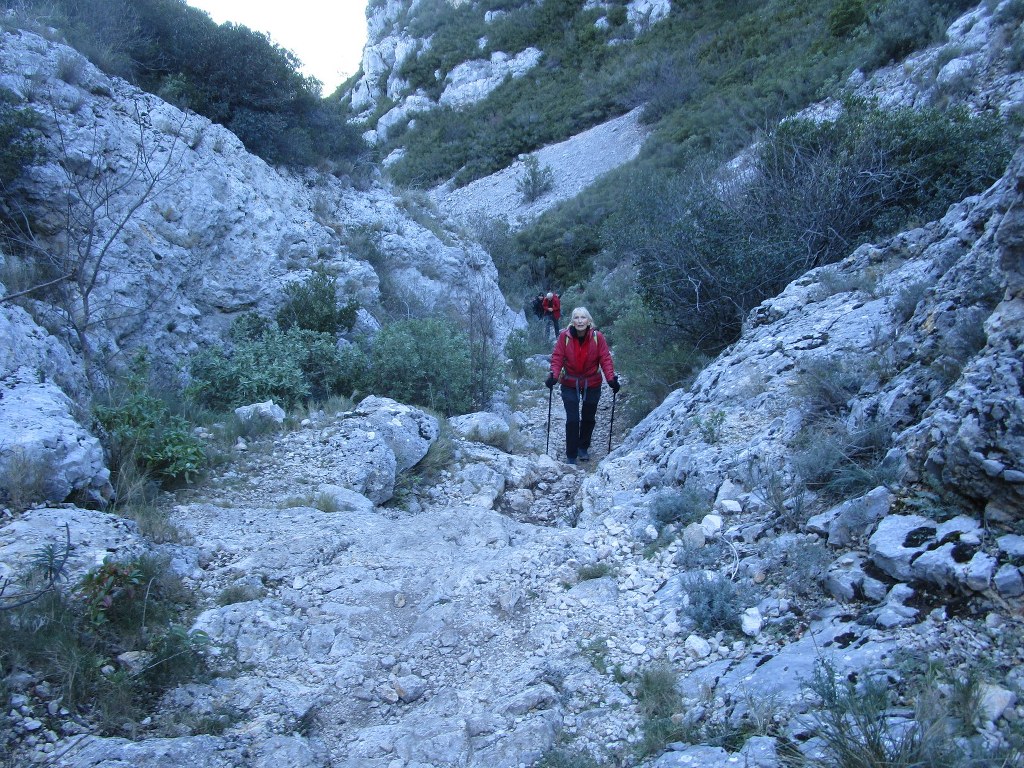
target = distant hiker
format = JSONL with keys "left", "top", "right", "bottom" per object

{"left": 541, "top": 291, "right": 561, "bottom": 338}
{"left": 545, "top": 307, "right": 619, "bottom": 465}
{"left": 531, "top": 293, "right": 545, "bottom": 320}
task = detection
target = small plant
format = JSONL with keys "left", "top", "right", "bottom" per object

{"left": 649, "top": 481, "right": 713, "bottom": 529}
{"left": 776, "top": 540, "right": 832, "bottom": 598}
{"left": 143, "top": 625, "right": 209, "bottom": 688}
{"left": 504, "top": 328, "right": 530, "bottom": 378}
{"left": 635, "top": 664, "right": 687, "bottom": 757}
{"left": 77, "top": 558, "right": 143, "bottom": 627}
{"left": 744, "top": 458, "right": 807, "bottom": 530}
{"left": 517, "top": 155, "right": 555, "bottom": 203}
{"left": 792, "top": 415, "right": 899, "bottom": 499}
{"left": 124, "top": 501, "right": 182, "bottom": 544}
{"left": 577, "top": 562, "right": 614, "bottom": 581}
{"left": 694, "top": 409, "right": 726, "bottom": 443}
{"left": 805, "top": 659, "right": 973, "bottom": 768}
{"left": 536, "top": 747, "right": 600, "bottom": 768}
{"left": 580, "top": 636, "right": 610, "bottom": 675}
{"left": 216, "top": 583, "right": 266, "bottom": 606}
{"left": 312, "top": 491, "right": 340, "bottom": 514}
{"left": 680, "top": 573, "right": 747, "bottom": 635}
{"left": 792, "top": 356, "right": 866, "bottom": 421}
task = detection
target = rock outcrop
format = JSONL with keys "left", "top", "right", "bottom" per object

{"left": 0, "top": 27, "right": 520, "bottom": 506}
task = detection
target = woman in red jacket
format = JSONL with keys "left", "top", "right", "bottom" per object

{"left": 546, "top": 307, "right": 620, "bottom": 465}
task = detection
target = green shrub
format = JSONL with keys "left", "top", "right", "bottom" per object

{"left": 77, "top": 557, "right": 144, "bottom": 627}
{"left": 0, "top": 446, "right": 59, "bottom": 512}
{"left": 143, "top": 624, "right": 208, "bottom": 688}
{"left": 367, "top": 317, "right": 474, "bottom": 416}
{"left": 609, "top": 302, "right": 710, "bottom": 422}
{"left": 517, "top": 155, "right": 555, "bottom": 203}
{"left": 94, "top": 356, "right": 206, "bottom": 485}
{"left": 828, "top": 0, "right": 868, "bottom": 37}
{"left": 649, "top": 482, "right": 712, "bottom": 529}
{"left": 577, "top": 562, "right": 614, "bottom": 581}
{"left": 276, "top": 268, "right": 358, "bottom": 334}
{"left": 680, "top": 573, "right": 747, "bottom": 635}
{"left": 0, "top": 89, "right": 43, "bottom": 185}
{"left": 187, "top": 325, "right": 348, "bottom": 411}
{"left": 504, "top": 329, "right": 531, "bottom": 378}
{"left": 864, "top": 0, "right": 975, "bottom": 70}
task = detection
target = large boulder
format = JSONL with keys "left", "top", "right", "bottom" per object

{"left": 0, "top": 375, "right": 111, "bottom": 507}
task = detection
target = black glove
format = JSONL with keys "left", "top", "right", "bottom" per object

{"left": 609, "top": 376, "right": 620, "bottom": 393}
{"left": 545, "top": 374, "right": 557, "bottom": 389}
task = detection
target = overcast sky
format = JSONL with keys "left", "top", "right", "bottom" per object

{"left": 185, "top": 1, "right": 368, "bottom": 94}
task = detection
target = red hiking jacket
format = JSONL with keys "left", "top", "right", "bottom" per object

{"left": 541, "top": 294, "right": 561, "bottom": 321}
{"left": 550, "top": 326, "right": 615, "bottom": 389}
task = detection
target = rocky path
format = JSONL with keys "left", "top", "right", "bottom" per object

{"left": 99, "top": 386, "right": 652, "bottom": 767}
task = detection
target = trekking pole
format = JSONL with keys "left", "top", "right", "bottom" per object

{"left": 545, "top": 384, "right": 553, "bottom": 456}
{"left": 607, "top": 390, "right": 617, "bottom": 454}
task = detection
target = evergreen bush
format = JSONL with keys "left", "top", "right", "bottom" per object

{"left": 367, "top": 317, "right": 474, "bottom": 416}
{"left": 276, "top": 268, "right": 359, "bottom": 335}
{"left": 94, "top": 356, "right": 206, "bottom": 485}
{"left": 0, "top": 90, "right": 42, "bottom": 186}
{"left": 186, "top": 325, "right": 348, "bottom": 411}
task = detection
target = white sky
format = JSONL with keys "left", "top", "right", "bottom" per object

{"left": 185, "top": 1, "right": 368, "bottom": 95}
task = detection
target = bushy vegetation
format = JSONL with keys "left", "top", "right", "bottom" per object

{"left": 94, "top": 355, "right": 206, "bottom": 486}
{"left": 0, "top": 545, "right": 207, "bottom": 735}
{"left": 364, "top": 317, "right": 474, "bottom": 416}
{"left": 7, "top": 0, "right": 368, "bottom": 172}
{"left": 188, "top": 309, "right": 482, "bottom": 418}
{"left": 384, "top": 0, "right": 1009, "bottom": 424}
{"left": 605, "top": 101, "right": 1014, "bottom": 355}
{"left": 680, "top": 573, "right": 750, "bottom": 636}
{"left": 0, "top": 89, "right": 42, "bottom": 186}
{"left": 276, "top": 268, "right": 359, "bottom": 335}
{"left": 187, "top": 323, "right": 348, "bottom": 411}
{"left": 804, "top": 659, "right": 1021, "bottom": 767}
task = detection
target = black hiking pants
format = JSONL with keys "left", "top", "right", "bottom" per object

{"left": 560, "top": 383, "right": 601, "bottom": 460}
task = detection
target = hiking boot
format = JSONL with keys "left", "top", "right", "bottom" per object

{"left": 578, "top": 449, "right": 590, "bottom": 462}
{"left": 565, "top": 457, "right": 577, "bottom": 465}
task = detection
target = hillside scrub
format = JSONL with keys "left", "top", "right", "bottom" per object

{"left": 604, "top": 102, "right": 1016, "bottom": 354}
{"left": 186, "top": 313, "right": 481, "bottom": 418}
{"left": 5, "top": 0, "right": 369, "bottom": 173}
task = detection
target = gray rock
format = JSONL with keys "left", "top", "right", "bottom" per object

{"left": 449, "top": 412, "right": 511, "bottom": 448}
{"left": 806, "top": 486, "right": 893, "bottom": 546}
{"left": 868, "top": 515, "right": 937, "bottom": 582}
{"left": 234, "top": 401, "right": 286, "bottom": 425}
{"left": 994, "top": 564, "right": 1024, "bottom": 597}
